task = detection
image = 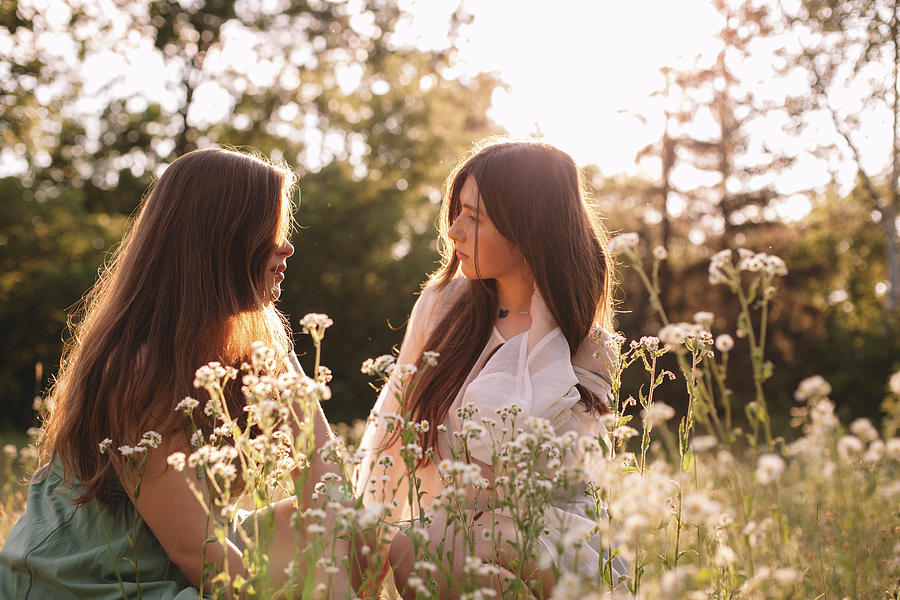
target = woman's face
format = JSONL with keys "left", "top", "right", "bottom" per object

{"left": 266, "top": 237, "right": 294, "bottom": 301}
{"left": 448, "top": 176, "right": 526, "bottom": 281}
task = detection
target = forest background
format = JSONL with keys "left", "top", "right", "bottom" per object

{"left": 2, "top": 0, "right": 899, "bottom": 438}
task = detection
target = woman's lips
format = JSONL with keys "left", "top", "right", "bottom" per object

{"left": 455, "top": 249, "right": 468, "bottom": 260}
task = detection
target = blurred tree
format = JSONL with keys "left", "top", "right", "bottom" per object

{"left": 0, "top": 177, "right": 128, "bottom": 430}
{"left": 0, "top": 0, "right": 500, "bottom": 428}
{"left": 780, "top": 0, "right": 900, "bottom": 318}
{"left": 639, "top": 0, "right": 793, "bottom": 254}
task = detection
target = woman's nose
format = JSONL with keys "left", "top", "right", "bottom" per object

{"left": 280, "top": 240, "right": 294, "bottom": 258}
{"left": 448, "top": 217, "right": 463, "bottom": 242}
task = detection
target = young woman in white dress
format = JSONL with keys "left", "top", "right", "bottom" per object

{"left": 356, "top": 139, "right": 626, "bottom": 597}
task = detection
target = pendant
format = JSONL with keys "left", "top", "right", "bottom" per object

{"left": 498, "top": 309, "right": 509, "bottom": 319}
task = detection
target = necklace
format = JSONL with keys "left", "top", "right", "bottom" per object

{"left": 498, "top": 308, "right": 530, "bottom": 319}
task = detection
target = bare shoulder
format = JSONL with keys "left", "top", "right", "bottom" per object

{"left": 419, "top": 277, "right": 468, "bottom": 319}
{"left": 573, "top": 326, "right": 620, "bottom": 377}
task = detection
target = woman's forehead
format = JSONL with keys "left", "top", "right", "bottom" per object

{"left": 459, "top": 176, "right": 480, "bottom": 211}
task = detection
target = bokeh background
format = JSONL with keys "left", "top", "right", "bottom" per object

{"left": 2, "top": 0, "right": 898, "bottom": 437}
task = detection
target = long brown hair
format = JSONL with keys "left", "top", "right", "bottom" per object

{"left": 41, "top": 148, "right": 296, "bottom": 503}
{"left": 405, "top": 139, "right": 613, "bottom": 457}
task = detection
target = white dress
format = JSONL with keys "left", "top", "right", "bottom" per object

{"left": 357, "top": 278, "right": 627, "bottom": 579}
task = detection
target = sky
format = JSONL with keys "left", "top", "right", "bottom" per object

{"left": 5, "top": 0, "right": 896, "bottom": 222}
{"left": 398, "top": 0, "right": 725, "bottom": 175}
{"left": 395, "top": 0, "right": 894, "bottom": 221}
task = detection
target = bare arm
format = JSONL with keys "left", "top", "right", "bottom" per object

{"left": 120, "top": 434, "right": 246, "bottom": 592}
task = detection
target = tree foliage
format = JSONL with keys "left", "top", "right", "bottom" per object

{"left": 0, "top": 0, "right": 499, "bottom": 428}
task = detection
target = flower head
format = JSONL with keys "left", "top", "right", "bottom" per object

{"left": 794, "top": 375, "right": 832, "bottom": 403}
{"left": 360, "top": 355, "right": 396, "bottom": 377}
{"left": 299, "top": 313, "right": 333, "bottom": 338}
{"left": 755, "top": 453, "right": 786, "bottom": 484}
{"left": 889, "top": 370, "right": 900, "bottom": 396}
{"left": 607, "top": 232, "right": 640, "bottom": 255}
{"left": 715, "top": 334, "right": 734, "bottom": 353}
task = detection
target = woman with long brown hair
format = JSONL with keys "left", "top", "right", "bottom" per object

{"left": 0, "top": 148, "right": 357, "bottom": 597}
{"left": 357, "top": 139, "right": 627, "bottom": 597}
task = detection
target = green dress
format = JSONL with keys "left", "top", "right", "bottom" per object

{"left": 0, "top": 460, "right": 201, "bottom": 599}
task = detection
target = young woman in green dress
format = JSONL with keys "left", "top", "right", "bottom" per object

{"left": 0, "top": 148, "right": 364, "bottom": 598}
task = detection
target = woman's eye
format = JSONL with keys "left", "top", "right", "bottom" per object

{"left": 469, "top": 215, "right": 479, "bottom": 224}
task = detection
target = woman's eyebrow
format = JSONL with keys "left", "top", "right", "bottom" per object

{"left": 460, "top": 201, "right": 478, "bottom": 212}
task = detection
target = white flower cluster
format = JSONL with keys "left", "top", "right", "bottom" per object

{"left": 658, "top": 322, "right": 713, "bottom": 349}
{"left": 630, "top": 335, "right": 660, "bottom": 354}
{"left": 113, "top": 430, "right": 163, "bottom": 457}
{"left": 708, "top": 248, "right": 788, "bottom": 286}
{"left": 737, "top": 248, "right": 788, "bottom": 277}
{"left": 299, "top": 313, "right": 333, "bottom": 336}
{"left": 794, "top": 375, "right": 832, "bottom": 403}
{"left": 889, "top": 369, "right": 900, "bottom": 396}
{"left": 360, "top": 354, "right": 396, "bottom": 377}
{"left": 193, "top": 362, "right": 237, "bottom": 389}
{"left": 642, "top": 401, "right": 675, "bottom": 426}
{"left": 175, "top": 396, "right": 199, "bottom": 414}
{"left": 755, "top": 453, "right": 786, "bottom": 485}
{"left": 607, "top": 232, "right": 640, "bottom": 255}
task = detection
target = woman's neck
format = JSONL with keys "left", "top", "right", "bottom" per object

{"left": 495, "top": 269, "right": 534, "bottom": 314}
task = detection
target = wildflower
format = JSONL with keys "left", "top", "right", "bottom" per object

{"left": 190, "top": 429, "right": 205, "bottom": 448}
{"left": 849, "top": 418, "right": 879, "bottom": 443}
{"left": 713, "top": 545, "right": 737, "bottom": 567}
{"left": 708, "top": 249, "right": 732, "bottom": 285}
{"left": 692, "top": 435, "right": 718, "bottom": 453}
{"left": 755, "top": 454, "right": 786, "bottom": 484}
{"left": 764, "top": 254, "right": 788, "bottom": 277}
{"left": 360, "top": 355, "right": 396, "bottom": 377}
{"left": 890, "top": 370, "right": 900, "bottom": 396}
{"left": 175, "top": 397, "right": 199, "bottom": 413}
{"left": 316, "top": 365, "right": 333, "bottom": 382}
{"left": 401, "top": 443, "right": 423, "bottom": 462}
{"left": 641, "top": 401, "right": 675, "bottom": 427}
{"left": 118, "top": 445, "right": 146, "bottom": 457}
{"left": 630, "top": 335, "right": 660, "bottom": 353}
{"left": 604, "top": 331, "right": 626, "bottom": 349}
{"left": 715, "top": 334, "right": 734, "bottom": 353}
{"left": 837, "top": 435, "right": 864, "bottom": 461}
{"left": 772, "top": 567, "right": 800, "bottom": 584}
{"left": 139, "top": 430, "right": 162, "bottom": 449}
{"left": 607, "top": 232, "right": 639, "bottom": 255}
{"left": 681, "top": 492, "right": 722, "bottom": 526}
{"left": 653, "top": 245, "right": 668, "bottom": 260}
{"left": 3, "top": 444, "right": 17, "bottom": 459}
{"left": 299, "top": 313, "right": 333, "bottom": 336}
{"left": 863, "top": 439, "right": 885, "bottom": 465}
{"left": 396, "top": 363, "right": 418, "bottom": 377}
{"left": 249, "top": 341, "right": 277, "bottom": 371}
{"left": 611, "top": 425, "right": 639, "bottom": 441}
{"left": 794, "top": 375, "right": 831, "bottom": 402}
{"left": 193, "top": 362, "right": 228, "bottom": 388}
{"left": 167, "top": 452, "right": 186, "bottom": 472}
{"left": 422, "top": 350, "right": 439, "bottom": 366}
{"left": 99, "top": 438, "right": 113, "bottom": 454}
{"left": 886, "top": 438, "right": 900, "bottom": 461}
{"left": 414, "top": 560, "right": 437, "bottom": 573}
{"left": 658, "top": 322, "right": 712, "bottom": 349}
{"left": 693, "top": 311, "right": 714, "bottom": 328}
{"left": 622, "top": 513, "right": 649, "bottom": 540}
